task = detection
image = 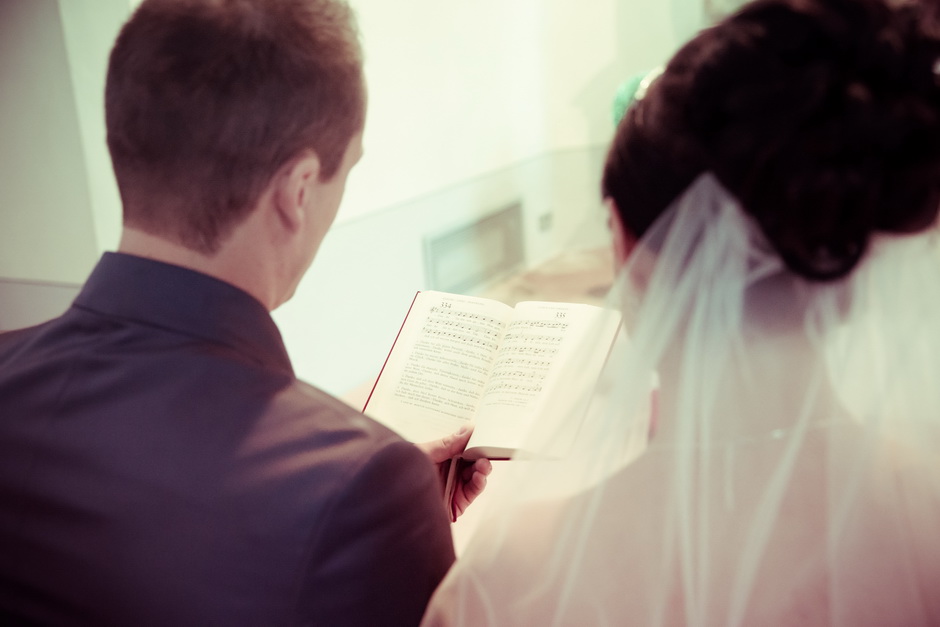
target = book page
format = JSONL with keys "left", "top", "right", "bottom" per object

{"left": 363, "top": 291, "right": 512, "bottom": 442}
{"left": 466, "top": 301, "right": 622, "bottom": 458}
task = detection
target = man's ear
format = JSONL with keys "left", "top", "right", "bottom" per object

{"left": 273, "top": 152, "right": 321, "bottom": 233}
{"left": 606, "top": 198, "right": 636, "bottom": 266}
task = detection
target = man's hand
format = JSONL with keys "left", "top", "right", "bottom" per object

{"left": 417, "top": 426, "right": 492, "bottom": 521}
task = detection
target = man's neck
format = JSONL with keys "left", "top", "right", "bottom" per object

{"left": 118, "top": 227, "right": 279, "bottom": 310}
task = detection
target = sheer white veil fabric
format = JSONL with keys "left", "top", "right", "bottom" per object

{"left": 422, "top": 173, "right": 940, "bottom": 626}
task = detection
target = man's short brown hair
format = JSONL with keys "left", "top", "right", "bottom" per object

{"left": 106, "top": 0, "right": 365, "bottom": 253}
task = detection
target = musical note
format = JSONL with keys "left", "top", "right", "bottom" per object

{"left": 501, "top": 332, "right": 563, "bottom": 345}
{"left": 498, "top": 357, "right": 552, "bottom": 369}
{"left": 505, "top": 346, "right": 559, "bottom": 357}
{"left": 507, "top": 320, "right": 569, "bottom": 330}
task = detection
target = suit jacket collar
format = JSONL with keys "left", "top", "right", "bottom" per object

{"left": 73, "top": 252, "right": 294, "bottom": 375}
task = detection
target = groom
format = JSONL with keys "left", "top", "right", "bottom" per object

{"left": 0, "top": 0, "right": 487, "bottom": 624}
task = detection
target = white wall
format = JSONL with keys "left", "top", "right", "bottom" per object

{"left": 341, "top": 0, "right": 685, "bottom": 222}
{"left": 1, "top": 0, "right": 695, "bottom": 394}
{"left": 0, "top": 0, "right": 100, "bottom": 284}
{"left": 1, "top": 0, "right": 689, "bottom": 273}
{"left": 57, "top": 0, "right": 132, "bottom": 255}
{"left": 0, "top": 0, "right": 131, "bottom": 287}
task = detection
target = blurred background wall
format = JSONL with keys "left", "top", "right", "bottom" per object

{"left": 0, "top": 0, "right": 742, "bottom": 395}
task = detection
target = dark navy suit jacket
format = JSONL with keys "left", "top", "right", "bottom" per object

{"left": 0, "top": 253, "right": 455, "bottom": 626}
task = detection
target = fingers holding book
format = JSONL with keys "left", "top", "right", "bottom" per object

{"left": 416, "top": 425, "right": 493, "bottom": 522}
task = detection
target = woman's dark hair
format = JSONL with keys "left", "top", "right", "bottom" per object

{"left": 603, "top": 0, "right": 940, "bottom": 280}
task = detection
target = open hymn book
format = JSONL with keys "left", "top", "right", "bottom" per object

{"left": 362, "top": 290, "right": 623, "bottom": 462}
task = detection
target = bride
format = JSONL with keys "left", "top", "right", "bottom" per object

{"left": 423, "top": 0, "right": 940, "bottom": 624}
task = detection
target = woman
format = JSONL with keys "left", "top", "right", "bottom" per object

{"left": 423, "top": 0, "right": 940, "bottom": 624}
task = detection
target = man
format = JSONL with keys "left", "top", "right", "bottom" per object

{"left": 0, "top": 1, "right": 487, "bottom": 624}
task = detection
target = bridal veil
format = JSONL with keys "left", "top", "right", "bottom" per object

{"left": 423, "top": 0, "right": 940, "bottom": 623}
{"left": 423, "top": 172, "right": 940, "bottom": 626}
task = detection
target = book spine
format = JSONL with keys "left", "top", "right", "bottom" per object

{"left": 361, "top": 291, "right": 422, "bottom": 413}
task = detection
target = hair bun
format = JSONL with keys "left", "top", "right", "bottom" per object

{"left": 683, "top": 0, "right": 940, "bottom": 280}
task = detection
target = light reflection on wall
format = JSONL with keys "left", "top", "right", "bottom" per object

{"left": 342, "top": 0, "right": 688, "bottom": 223}
{"left": 2, "top": 0, "right": 712, "bottom": 391}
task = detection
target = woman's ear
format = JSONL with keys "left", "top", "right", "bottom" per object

{"left": 606, "top": 198, "right": 636, "bottom": 266}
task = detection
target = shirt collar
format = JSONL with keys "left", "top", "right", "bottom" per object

{"left": 73, "top": 252, "right": 294, "bottom": 375}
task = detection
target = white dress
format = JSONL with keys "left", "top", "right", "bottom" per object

{"left": 422, "top": 175, "right": 940, "bottom": 626}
